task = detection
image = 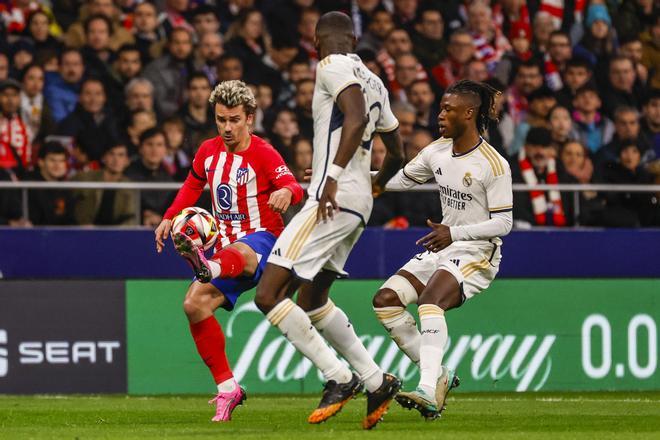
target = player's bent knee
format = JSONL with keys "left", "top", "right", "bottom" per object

{"left": 372, "top": 288, "right": 404, "bottom": 309}
{"left": 376, "top": 274, "right": 418, "bottom": 307}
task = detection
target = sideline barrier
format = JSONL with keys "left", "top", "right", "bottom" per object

{"left": 1, "top": 228, "right": 659, "bottom": 278}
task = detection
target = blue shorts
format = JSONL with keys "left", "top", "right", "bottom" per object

{"left": 207, "top": 231, "right": 276, "bottom": 311}
{"left": 211, "top": 231, "right": 277, "bottom": 311}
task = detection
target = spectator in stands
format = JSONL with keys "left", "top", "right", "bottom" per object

{"left": 24, "top": 10, "right": 62, "bottom": 59}
{"left": 291, "top": 136, "right": 312, "bottom": 182}
{"left": 391, "top": 101, "right": 416, "bottom": 146}
{"left": 72, "top": 143, "right": 137, "bottom": 225}
{"left": 44, "top": 48, "right": 84, "bottom": 122}
{"left": 641, "top": 90, "right": 660, "bottom": 160}
{"left": 378, "top": 28, "right": 426, "bottom": 93}
{"left": 132, "top": 1, "right": 166, "bottom": 63}
{"left": 544, "top": 31, "right": 573, "bottom": 91}
{"left": 20, "top": 64, "right": 55, "bottom": 146}
{"left": 124, "top": 109, "right": 157, "bottom": 154}
{"left": 392, "top": 53, "right": 422, "bottom": 101}
{"left": 251, "top": 83, "right": 273, "bottom": 135}
{"left": 407, "top": 79, "right": 438, "bottom": 135}
{"left": 406, "top": 129, "right": 434, "bottom": 162}
{"left": 268, "top": 108, "right": 299, "bottom": 165}
{"left": 572, "top": 83, "right": 614, "bottom": 154}
{"left": 356, "top": 8, "right": 394, "bottom": 54}
{"left": 615, "top": 0, "right": 658, "bottom": 42}
{"left": 619, "top": 35, "right": 649, "bottom": 85}
{"left": 142, "top": 27, "right": 194, "bottom": 118}
{"left": 510, "top": 86, "right": 557, "bottom": 155}
{"left": 467, "top": 1, "right": 510, "bottom": 72}
{"left": 195, "top": 32, "right": 223, "bottom": 85}
{"left": 277, "top": 57, "right": 312, "bottom": 108}
{"left": 56, "top": 78, "right": 121, "bottom": 163}
{"left": 216, "top": 53, "right": 243, "bottom": 82}
{"left": 64, "top": 0, "right": 134, "bottom": 51}
{"left": 548, "top": 105, "right": 578, "bottom": 151}
{"left": 0, "top": 78, "right": 31, "bottom": 177}
{"left": 573, "top": 4, "right": 616, "bottom": 72}
{"left": 162, "top": 0, "right": 194, "bottom": 35}
{"left": 297, "top": 7, "right": 320, "bottom": 63}
{"left": 292, "top": 78, "right": 314, "bottom": 139}
{"left": 431, "top": 28, "right": 474, "bottom": 90}
{"left": 225, "top": 9, "right": 267, "bottom": 74}
{"left": 179, "top": 73, "right": 214, "bottom": 157}
{"left": 411, "top": 8, "right": 446, "bottom": 69}
{"left": 560, "top": 140, "right": 594, "bottom": 185}
{"left": 124, "top": 77, "right": 155, "bottom": 115}
{"left": 641, "top": 13, "right": 660, "bottom": 89}
{"left": 371, "top": 135, "right": 386, "bottom": 172}
{"left": 26, "top": 141, "right": 74, "bottom": 225}
{"left": 465, "top": 59, "right": 489, "bottom": 82}
{"left": 393, "top": 0, "right": 418, "bottom": 29}
{"left": 112, "top": 44, "right": 142, "bottom": 86}
{"left": 512, "top": 127, "right": 576, "bottom": 227}
{"left": 602, "top": 56, "right": 645, "bottom": 119}
{"left": 598, "top": 141, "right": 660, "bottom": 227}
{"left": 190, "top": 5, "right": 221, "bottom": 39}
{"left": 124, "top": 127, "right": 174, "bottom": 227}
{"left": 556, "top": 57, "right": 593, "bottom": 109}
{"left": 505, "top": 59, "right": 544, "bottom": 125}
{"left": 598, "top": 107, "right": 648, "bottom": 167}
{"left": 493, "top": 21, "right": 534, "bottom": 87}
{"left": 531, "top": 12, "right": 555, "bottom": 54}
{"left": 248, "top": 35, "right": 299, "bottom": 100}
{"left": 162, "top": 116, "right": 191, "bottom": 181}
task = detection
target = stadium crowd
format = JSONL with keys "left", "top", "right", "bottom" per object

{"left": 0, "top": 0, "right": 659, "bottom": 228}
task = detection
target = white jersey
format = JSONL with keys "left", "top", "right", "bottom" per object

{"left": 308, "top": 53, "right": 399, "bottom": 220}
{"left": 390, "top": 137, "right": 513, "bottom": 246}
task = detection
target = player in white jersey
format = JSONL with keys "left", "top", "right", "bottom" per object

{"left": 372, "top": 80, "right": 513, "bottom": 419}
{"left": 254, "top": 12, "right": 405, "bottom": 429}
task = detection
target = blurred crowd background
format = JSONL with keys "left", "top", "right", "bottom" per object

{"left": 0, "top": 0, "right": 658, "bottom": 228}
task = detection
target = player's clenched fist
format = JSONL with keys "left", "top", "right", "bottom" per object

{"left": 268, "top": 187, "right": 293, "bottom": 213}
{"left": 416, "top": 219, "right": 452, "bottom": 252}
{"left": 154, "top": 218, "right": 172, "bottom": 253}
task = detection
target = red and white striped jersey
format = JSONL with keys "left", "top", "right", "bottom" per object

{"left": 164, "top": 134, "right": 304, "bottom": 249}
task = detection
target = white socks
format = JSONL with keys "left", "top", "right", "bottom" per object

{"left": 417, "top": 304, "right": 447, "bottom": 398}
{"left": 267, "top": 298, "right": 352, "bottom": 384}
{"left": 374, "top": 306, "right": 421, "bottom": 364}
{"left": 217, "top": 378, "right": 237, "bottom": 393}
{"left": 308, "top": 300, "right": 383, "bottom": 392}
{"left": 207, "top": 260, "right": 221, "bottom": 279}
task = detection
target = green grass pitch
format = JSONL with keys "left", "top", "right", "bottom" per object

{"left": 1, "top": 392, "right": 659, "bottom": 439}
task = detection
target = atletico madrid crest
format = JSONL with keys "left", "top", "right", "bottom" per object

{"left": 236, "top": 167, "right": 249, "bottom": 185}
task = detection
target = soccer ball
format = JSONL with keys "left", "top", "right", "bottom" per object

{"left": 171, "top": 207, "right": 218, "bottom": 251}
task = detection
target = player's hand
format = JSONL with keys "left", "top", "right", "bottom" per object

{"left": 154, "top": 218, "right": 172, "bottom": 253}
{"left": 268, "top": 188, "right": 293, "bottom": 213}
{"left": 317, "top": 177, "right": 338, "bottom": 223}
{"left": 302, "top": 168, "right": 312, "bottom": 182}
{"left": 416, "top": 219, "right": 452, "bottom": 252}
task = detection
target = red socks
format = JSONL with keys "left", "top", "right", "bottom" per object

{"left": 189, "top": 316, "right": 233, "bottom": 384}
{"left": 211, "top": 247, "right": 246, "bottom": 278}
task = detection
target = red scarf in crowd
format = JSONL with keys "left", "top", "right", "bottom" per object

{"left": 544, "top": 53, "right": 563, "bottom": 91}
{"left": 540, "top": 0, "right": 587, "bottom": 28}
{"left": 0, "top": 114, "right": 30, "bottom": 170}
{"left": 518, "top": 149, "right": 566, "bottom": 226}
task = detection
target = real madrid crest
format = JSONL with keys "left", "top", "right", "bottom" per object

{"left": 463, "top": 172, "right": 472, "bottom": 187}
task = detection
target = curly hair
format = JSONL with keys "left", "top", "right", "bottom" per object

{"left": 209, "top": 80, "right": 257, "bottom": 115}
{"left": 445, "top": 79, "right": 501, "bottom": 134}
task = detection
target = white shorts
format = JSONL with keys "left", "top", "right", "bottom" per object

{"left": 267, "top": 199, "right": 365, "bottom": 281}
{"left": 399, "top": 241, "right": 501, "bottom": 303}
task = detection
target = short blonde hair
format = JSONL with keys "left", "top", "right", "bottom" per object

{"left": 209, "top": 80, "right": 257, "bottom": 115}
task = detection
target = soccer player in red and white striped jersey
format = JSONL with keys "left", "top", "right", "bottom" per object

{"left": 154, "top": 80, "right": 303, "bottom": 422}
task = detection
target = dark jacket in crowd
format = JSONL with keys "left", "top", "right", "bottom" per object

{"left": 56, "top": 104, "right": 121, "bottom": 161}
{"left": 25, "top": 170, "right": 75, "bottom": 225}
{"left": 124, "top": 159, "right": 174, "bottom": 216}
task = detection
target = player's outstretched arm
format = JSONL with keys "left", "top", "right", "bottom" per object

{"left": 372, "top": 128, "right": 404, "bottom": 197}
{"left": 317, "top": 85, "right": 368, "bottom": 222}
{"left": 154, "top": 218, "right": 172, "bottom": 253}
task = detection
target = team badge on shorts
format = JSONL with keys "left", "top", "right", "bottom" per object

{"left": 236, "top": 167, "right": 249, "bottom": 186}
{"left": 462, "top": 172, "right": 473, "bottom": 187}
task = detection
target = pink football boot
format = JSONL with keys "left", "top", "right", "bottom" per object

{"left": 208, "top": 386, "right": 247, "bottom": 422}
{"left": 172, "top": 232, "right": 214, "bottom": 283}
